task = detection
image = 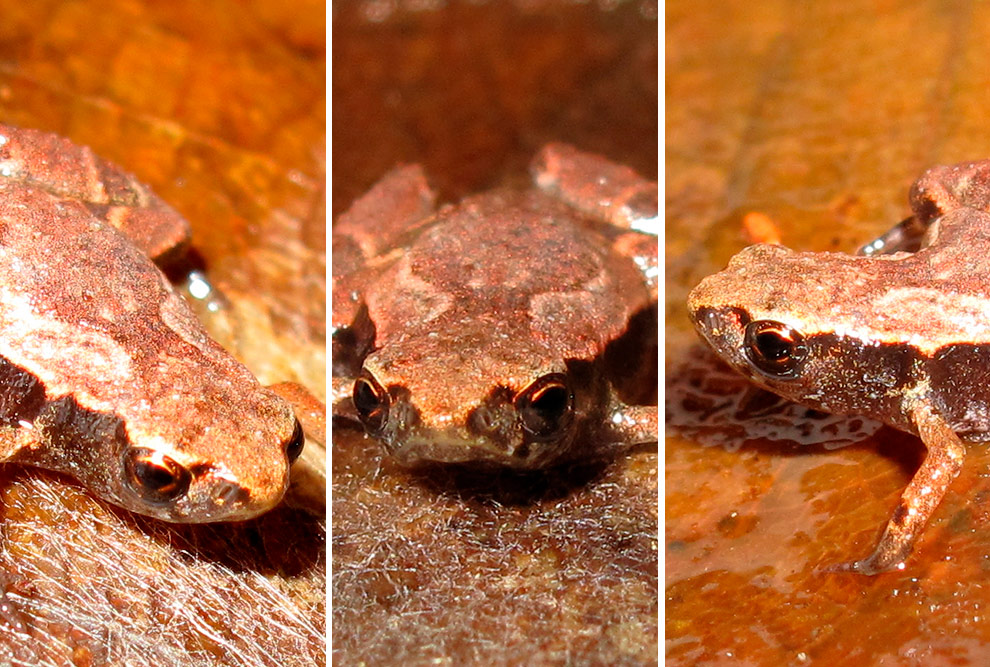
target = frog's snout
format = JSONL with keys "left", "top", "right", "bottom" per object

{"left": 118, "top": 446, "right": 290, "bottom": 522}
{"left": 195, "top": 460, "right": 290, "bottom": 522}
{"left": 687, "top": 302, "right": 752, "bottom": 370}
{"left": 688, "top": 300, "right": 746, "bottom": 344}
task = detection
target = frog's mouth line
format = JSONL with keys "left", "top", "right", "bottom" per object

{"left": 387, "top": 427, "right": 572, "bottom": 469}
{"left": 0, "top": 352, "right": 289, "bottom": 523}
{"left": 393, "top": 433, "right": 525, "bottom": 464}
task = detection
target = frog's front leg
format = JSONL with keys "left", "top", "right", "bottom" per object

{"left": 267, "top": 382, "right": 326, "bottom": 448}
{"left": 331, "top": 376, "right": 357, "bottom": 422}
{"left": 832, "top": 401, "right": 965, "bottom": 575}
{"left": 605, "top": 403, "right": 658, "bottom": 447}
{"left": 0, "top": 124, "right": 190, "bottom": 262}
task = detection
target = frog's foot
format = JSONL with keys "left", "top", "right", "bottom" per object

{"left": 826, "top": 402, "right": 964, "bottom": 575}
{"left": 858, "top": 215, "right": 927, "bottom": 256}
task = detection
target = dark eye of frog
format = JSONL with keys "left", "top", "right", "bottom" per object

{"left": 353, "top": 374, "right": 389, "bottom": 433}
{"left": 285, "top": 419, "right": 305, "bottom": 463}
{"left": 124, "top": 448, "right": 192, "bottom": 505}
{"left": 515, "top": 373, "right": 574, "bottom": 440}
{"left": 743, "top": 320, "right": 809, "bottom": 377}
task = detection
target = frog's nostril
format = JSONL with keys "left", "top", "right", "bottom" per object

{"left": 215, "top": 481, "right": 249, "bottom": 508}
{"left": 470, "top": 406, "right": 497, "bottom": 433}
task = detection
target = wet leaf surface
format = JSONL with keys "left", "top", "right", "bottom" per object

{"left": 666, "top": 347, "right": 884, "bottom": 452}
{"left": 0, "top": 1, "right": 324, "bottom": 663}
{"left": 667, "top": 1, "right": 990, "bottom": 664}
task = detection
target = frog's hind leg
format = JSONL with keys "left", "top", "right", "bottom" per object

{"left": 828, "top": 401, "right": 965, "bottom": 575}
{"left": 530, "top": 143, "right": 658, "bottom": 236}
{"left": 531, "top": 143, "right": 658, "bottom": 300}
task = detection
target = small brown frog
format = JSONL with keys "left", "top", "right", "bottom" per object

{"left": 689, "top": 161, "right": 990, "bottom": 574}
{"left": 332, "top": 144, "right": 658, "bottom": 468}
{"left": 0, "top": 124, "right": 304, "bottom": 523}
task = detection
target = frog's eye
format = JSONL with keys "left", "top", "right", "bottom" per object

{"left": 353, "top": 375, "right": 389, "bottom": 433}
{"left": 516, "top": 373, "right": 574, "bottom": 440}
{"left": 124, "top": 448, "right": 192, "bottom": 505}
{"left": 285, "top": 419, "right": 305, "bottom": 463}
{"left": 743, "top": 320, "right": 809, "bottom": 377}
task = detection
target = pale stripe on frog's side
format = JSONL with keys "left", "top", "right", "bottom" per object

{"left": 688, "top": 159, "right": 990, "bottom": 575}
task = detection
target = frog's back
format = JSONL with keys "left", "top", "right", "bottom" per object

{"left": 0, "top": 182, "right": 166, "bottom": 322}
{"left": 367, "top": 189, "right": 651, "bottom": 363}
{"left": 0, "top": 180, "right": 278, "bottom": 449}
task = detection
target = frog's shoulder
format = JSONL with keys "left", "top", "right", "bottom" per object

{"left": 0, "top": 124, "right": 189, "bottom": 261}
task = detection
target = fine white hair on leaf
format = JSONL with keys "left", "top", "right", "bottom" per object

{"left": 0, "top": 469, "right": 324, "bottom": 666}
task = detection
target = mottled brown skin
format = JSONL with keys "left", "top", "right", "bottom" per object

{"left": 333, "top": 144, "right": 658, "bottom": 468}
{"left": 0, "top": 124, "right": 302, "bottom": 522}
{"left": 688, "top": 160, "right": 990, "bottom": 574}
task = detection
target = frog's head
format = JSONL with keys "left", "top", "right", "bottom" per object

{"left": 24, "top": 353, "right": 305, "bottom": 523}
{"left": 110, "top": 382, "right": 304, "bottom": 523}
{"left": 687, "top": 243, "right": 920, "bottom": 425}
{"left": 12, "top": 285, "right": 305, "bottom": 523}
{"left": 0, "top": 186, "right": 306, "bottom": 523}
{"left": 349, "top": 337, "right": 581, "bottom": 469}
